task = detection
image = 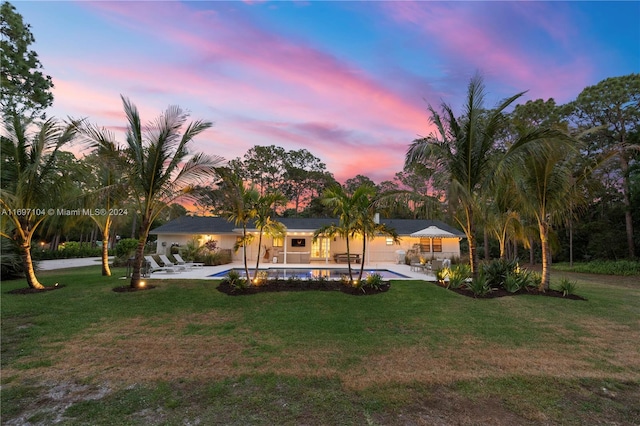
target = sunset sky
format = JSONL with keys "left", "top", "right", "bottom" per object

{"left": 14, "top": 1, "right": 640, "bottom": 184}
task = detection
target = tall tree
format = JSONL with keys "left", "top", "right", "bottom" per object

{"left": 510, "top": 98, "right": 609, "bottom": 289}
{"left": 252, "top": 191, "right": 286, "bottom": 281}
{"left": 568, "top": 74, "right": 640, "bottom": 258}
{"left": 354, "top": 195, "right": 399, "bottom": 282}
{"left": 84, "top": 96, "right": 223, "bottom": 288}
{"left": 406, "top": 73, "right": 554, "bottom": 278}
{"left": 0, "top": 115, "right": 76, "bottom": 289}
{"left": 0, "top": 1, "right": 54, "bottom": 118}
{"left": 216, "top": 169, "right": 258, "bottom": 281}
{"left": 315, "top": 184, "right": 374, "bottom": 282}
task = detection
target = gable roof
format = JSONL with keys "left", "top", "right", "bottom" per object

{"left": 150, "top": 216, "right": 465, "bottom": 238}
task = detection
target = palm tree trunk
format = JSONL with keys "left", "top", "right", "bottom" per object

{"left": 20, "top": 240, "right": 45, "bottom": 290}
{"left": 243, "top": 225, "right": 250, "bottom": 283}
{"left": 101, "top": 217, "right": 112, "bottom": 276}
{"left": 358, "top": 236, "right": 366, "bottom": 282}
{"left": 346, "top": 235, "right": 353, "bottom": 282}
{"left": 130, "top": 216, "right": 151, "bottom": 288}
{"left": 253, "top": 230, "right": 263, "bottom": 281}
{"left": 528, "top": 237, "right": 535, "bottom": 265}
{"left": 539, "top": 221, "right": 551, "bottom": 291}
{"left": 466, "top": 210, "right": 478, "bottom": 280}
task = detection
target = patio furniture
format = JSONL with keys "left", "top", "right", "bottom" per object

{"left": 173, "top": 254, "right": 204, "bottom": 268}
{"left": 144, "top": 256, "right": 179, "bottom": 274}
{"left": 333, "top": 253, "right": 361, "bottom": 263}
{"left": 158, "top": 254, "right": 188, "bottom": 271}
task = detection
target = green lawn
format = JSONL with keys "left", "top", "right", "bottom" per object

{"left": 2, "top": 266, "right": 639, "bottom": 425}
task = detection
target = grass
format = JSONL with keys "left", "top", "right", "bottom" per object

{"left": 554, "top": 259, "right": 640, "bottom": 276}
{"left": 2, "top": 265, "right": 639, "bottom": 425}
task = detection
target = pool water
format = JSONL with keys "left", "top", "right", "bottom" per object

{"left": 209, "top": 267, "right": 409, "bottom": 279}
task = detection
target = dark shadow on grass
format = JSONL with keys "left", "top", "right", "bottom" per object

{"left": 7, "top": 285, "right": 65, "bottom": 295}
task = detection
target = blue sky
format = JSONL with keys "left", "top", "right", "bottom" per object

{"left": 14, "top": 1, "right": 640, "bottom": 183}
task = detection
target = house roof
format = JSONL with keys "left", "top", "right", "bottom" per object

{"left": 150, "top": 216, "right": 465, "bottom": 238}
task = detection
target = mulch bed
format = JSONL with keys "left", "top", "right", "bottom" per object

{"left": 7, "top": 284, "right": 66, "bottom": 294}
{"left": 217, "top": 279, "right": 390, "bottom": 296}
{"left": 443, "top": 284, "right": 587, "bottom": 300}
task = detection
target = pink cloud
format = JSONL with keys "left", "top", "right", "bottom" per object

{"left": 381, "top": 1, "right": 592, "bottom": 103}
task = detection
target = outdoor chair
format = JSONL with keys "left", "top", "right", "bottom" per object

{"left": 158, "top": 254, "right": 188, "bottom": 271}
{"left": 144, "top": 256, "right": 179, "bottom": 274}
{"left": 173, "top": 254, "right": 204, "bottom": 268}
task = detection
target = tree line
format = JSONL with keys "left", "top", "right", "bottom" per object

{"left": 1, "top": 1, "right": 638, "bottom": 291}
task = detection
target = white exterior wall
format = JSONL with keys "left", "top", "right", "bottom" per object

{"left": 155, "top": 233, "right": 462, "bottom": 264}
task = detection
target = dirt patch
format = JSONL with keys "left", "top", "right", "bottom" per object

{"left": 6, "top": 313, "right": 639, "bottom": 393}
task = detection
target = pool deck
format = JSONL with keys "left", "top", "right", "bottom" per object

{"left": 143, "top": 262, "right": 437, "bottom": 281}
{"left": 38, "top": 258, "right": 438, "bottom": 281}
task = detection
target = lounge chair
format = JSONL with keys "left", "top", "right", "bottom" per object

{"left": 158, "top": 254, "right": 188, "bottom": 271}
{"left": 173, "top": 254, "right": 204, "bottom": 268}
{"left": 144, "top": 256, "right": 179, "bottom": 274}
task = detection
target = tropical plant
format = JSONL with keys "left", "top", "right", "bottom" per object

{"left": 0, "top": 114, "right": 77, "bottom": 289}
{"left": 482, "top": 258, "right": 519, "bottom": 289}
{"left": 406, "top": 73, "right": 559, "bottom": 279}
{"left": 215, "top": 168, "right": 258, "bottom": 282}
{"left": 466, "top": 271, "right": 492, "bottom": 297}
{"left": 364, "top": 273, "right": 385, "bottom": 291}
{"left": 314, "top": 184, "right": 373, "bottom": 282}
{"left": 447, "top": 264, "right": 471, "bottom": 289}
{"left": 353, "top": 186, "right": 400, "bottom": 282}
{"left": 251, "top": 191, "right": 286, "bottom": 281}
{"left": 82, "top": 96, "right": 223, "bottom": 288}
{"left": 557, "top": 277, "right": 577, "bottom": 297}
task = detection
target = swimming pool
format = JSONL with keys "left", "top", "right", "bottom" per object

{"left": 209, "top": 267, "right": 410, "bottom": 279}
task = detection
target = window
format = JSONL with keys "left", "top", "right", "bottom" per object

{"left": 432, "top": 238, "right": 442, "bottom": 252}
{"left": 419, "top": 238, "right": 430, "bottom": 252}
{"left": 386, "top": 237, "right": 394, "bottom": 246}
{"left": 273, "top": 237, "right": 283, "bottom": 247}
{"left": 291, "top": 238, "right": 305, "bottom": 247}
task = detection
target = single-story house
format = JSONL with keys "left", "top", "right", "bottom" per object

{"left": 150, "top": 216, "right": 466, "bottom": 264}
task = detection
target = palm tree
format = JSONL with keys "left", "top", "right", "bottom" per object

{"left": 216, "top": 168, "right": 259, "bottom": 281}
{"left": 83, "top": 96, "right": 223, "bottom": 288}
{"left": 315, "top": 184, "right": 375, "bottom": 282}
{"left": 252, "top": 191, "right": 286, "bottom": 282}
{"left": 75, "top": 138, "right": 129, "bottom": 276}
{"left": 355, "top": 211, "right": 399, "bottom": 282}
{"left": 406, "top": 73, "right": 558, "bottom": 278}
{"left": 0, "top": 114, "right": 77, "bottom": 289}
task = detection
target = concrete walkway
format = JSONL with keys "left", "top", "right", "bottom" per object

{"left": 38, "top": 257, "right": 435, "bottom": 281}
{"left": 38, "top": 257, "right": 111, "bottom": 270}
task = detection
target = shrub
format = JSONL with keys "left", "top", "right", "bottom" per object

{"left": 554, "top": 260, "right": 640, "bottom": 276}
{"left": 503, "top": 274, "right": 521, "bottom": 293}
{"left": 115, "top": 238, "right": 139, "bottom": 258}
{"left": 180, "top": 238, "right": 202, "bottom": 262}
{"left": 227, "top": 270, "right": 249, "bottom": 291}
{"left": 365, "top": 273, "right": 385, "bottom": 291}
{"left": 482, "top": 258, "right": 519, "bottom": 289}
{"left": 1, "top": 239, "right": 26, "bottom": 280}
{"left": 557, "top": 277, "right": 578, "bottom": 297}
{"left": 447, "top": 264, "right": 471, "bottom": 289}
{"left": 435, "top": 267, "right": 448, "bottom": 284}
{"left": 466, "top": 271, "right": 492, "bottom": 297}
